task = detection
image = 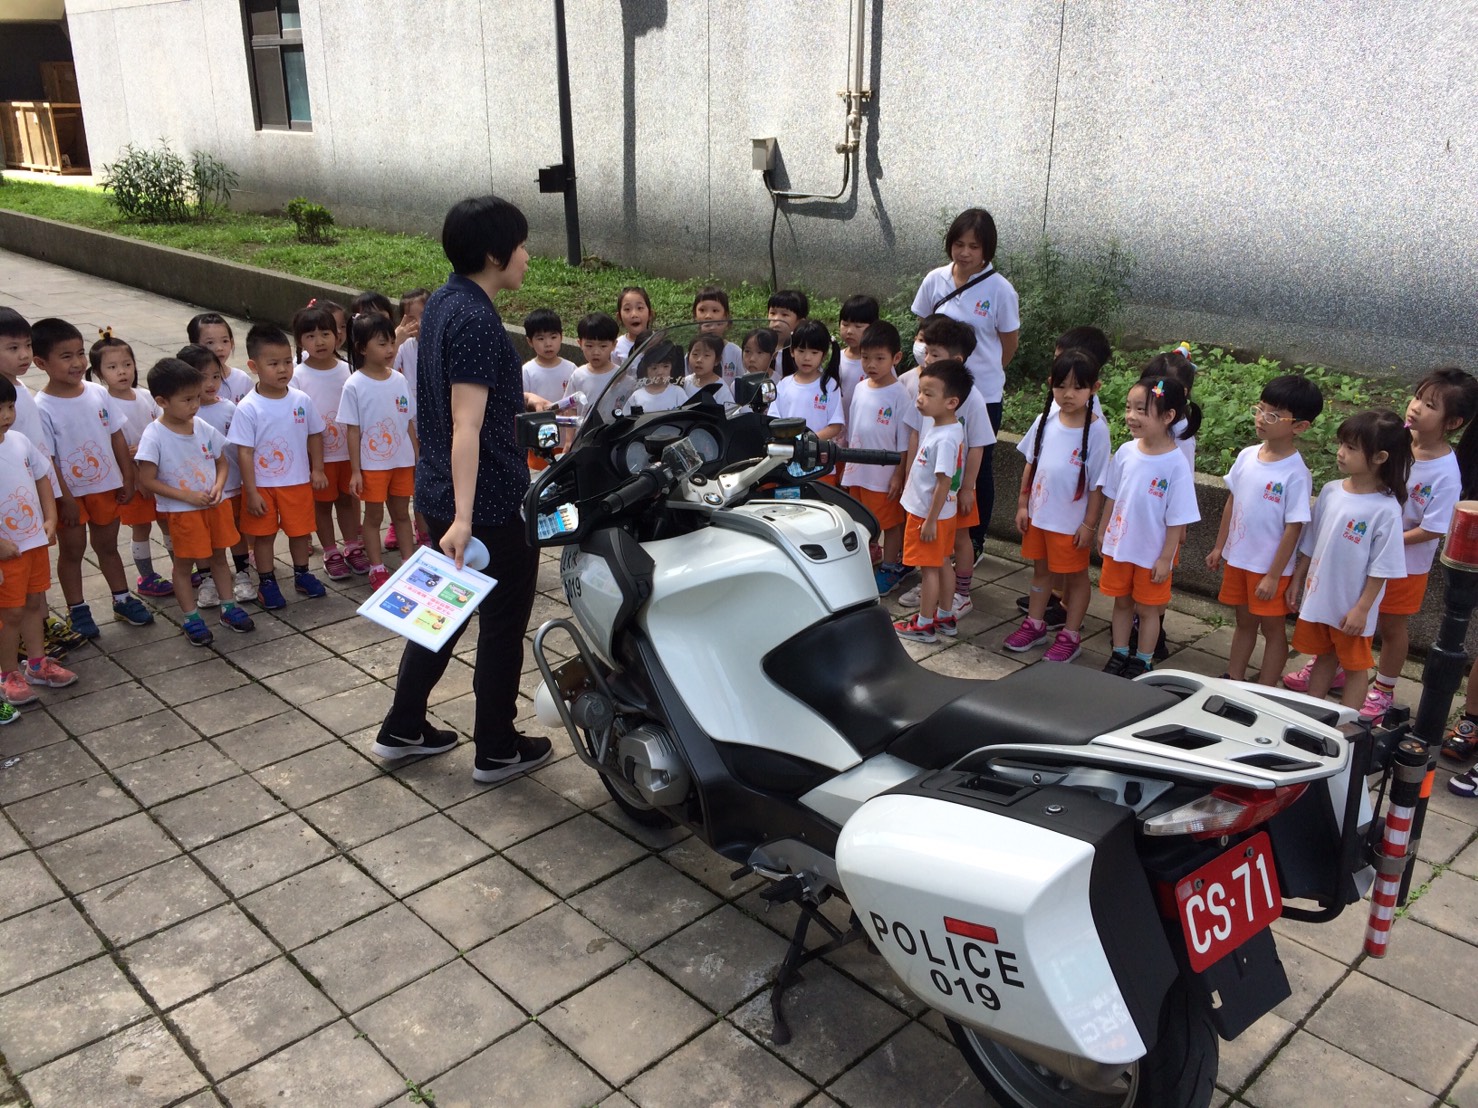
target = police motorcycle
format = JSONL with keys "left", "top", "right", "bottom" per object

{"left": 517, "top": 324, "right": 1386, "bottom": 1108}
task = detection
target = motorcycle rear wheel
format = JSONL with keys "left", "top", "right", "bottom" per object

{"left": 597, "top": 768, "right": 678, "bottom": 829}
{"left": 946, "top": 979, "right": 1216, "bottom": 1108}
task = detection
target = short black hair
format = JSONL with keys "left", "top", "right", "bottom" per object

{"left": 689, "top": 332, "right": 726, "bottom": 360}
{"left": 350, "top": 291, "right": 393, "bottom": 319}
{"left": 839, "top": 295, "right": 880, "bottom": 325}
{"left": 1261, "top": 374, "right": 1324, "bottom": 423}
{"left": 1056, "top": 325, "right": 1111, "bottom": 370}
{"left": 692, "top": 286, "right": 730, "bottom": 314}
{"left": 0, "top": 375, "right": 16, "bottom": 405}
{"left": 919, "top": 358, "right": 973, "bottom": 405}
{"left": 441, "top": 195, "right": 529, "bottom": 275}
{"left": 859, "top": 321, "right": 901, "bottom": 356}
{"left": 350, "top": 312, "right": 397, "bottom": 369}
{"left": 30, "top": 317, "right": 83, "bottom": 360}
{"left": 186, "top": 312, "right": 233, "bottom": 345}
{"left": 400, "top": 287, "right": 431, "bottom": 305}
{"left": 246, "top": 322, "right": 293, "bottom": 360}
{"left": 0, "top": 307, "right": 32, "bottom": 341}
{"left": 768, "top": 289, "right": 809, "bottom": 318}
{"left": 176, "top": 344, "right": 223, "bottom": 376}
{"left": 523, "top": 308, "right": 563, "bottom": 339}
{"left": 944, "top": 208, "right": 998, "bottom": 264}
{"left": 920, "top": 317, "right": 977, "bottom": 360}
{"left": 146, "top": 357, "right": 204, "bottom": 400}
{"left": 576, "top": 312, "right": 618, "bottom": 342}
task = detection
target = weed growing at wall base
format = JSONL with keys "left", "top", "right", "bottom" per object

{"left": 100, "top": 141, "right": 237, "bottom": 223}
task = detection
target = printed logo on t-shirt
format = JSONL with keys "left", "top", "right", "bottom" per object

{"left": 256, "top": 437, "right": 293, "bottom": 478}
{"left": 199, "top": 442, "right": 212, "bottom": 458}
{"left": 366, "top": 420, "right": 399, "bottom": 459}
{"left": 65, "top": 440, "right": 112, "bottom": 486}
{"left": 292, "top": 404, "right": 307, "bottom": 425}
{"left": 1262, "top": 481, "right": 1285, "bottom": 503}
{"left": 812, "top": 393, "right": 830, "bottom": 413}
{"left": 395, "top": 394, "right": 410, "bottom": 414}
{"left": 973, "top": 298, "right": 991, "bottom": 318}
{"left": 876, "top": 406, "right": 894, "bottom": 425}
{"left": 1342, "top": 518, "right": 1368, "bottom": 544}
{"left": 1148, "top": 476, "right": 1168, "bottom": 499}
{"left": 1069, "top": 446, "right": 1083, "bottom": 469}
{"left": 0, "top": 487, "right": 41, "bottom": 539}
{"left": 97, "top": 407, "right": 110, "bottom": 428}
{"left": 1411, "top": 482, "right": 1433, "bottom": 508}
{"left": 322, "top": 419, "right": 343, "bottom": 454}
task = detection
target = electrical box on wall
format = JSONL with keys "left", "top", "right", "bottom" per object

{"left": 752, "top": 137, "right": 776, "bottom": 172}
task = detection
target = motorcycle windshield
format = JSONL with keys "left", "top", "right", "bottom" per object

{"left": 572, "top": 318, "right": 771, "bottom": 442}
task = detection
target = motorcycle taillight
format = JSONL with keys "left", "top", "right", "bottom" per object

{"left": 1142, "top": 783, "right": 1309, "bottom": 839}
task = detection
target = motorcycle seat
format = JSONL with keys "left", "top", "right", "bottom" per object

{"left": 762, "top": 606, "right": 1178, "bottom": 769}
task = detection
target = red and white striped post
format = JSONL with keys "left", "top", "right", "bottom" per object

{"left": 1364, "top": 740, "right": 1428, "bottom": 956}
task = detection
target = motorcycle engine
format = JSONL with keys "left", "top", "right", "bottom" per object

{"left": 616, "top": 722, "right": 690, "bottom": 807}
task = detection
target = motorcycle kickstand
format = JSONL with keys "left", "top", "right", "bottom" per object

{"left": 767, "top": 892, "right": 864, "bottom": 1046}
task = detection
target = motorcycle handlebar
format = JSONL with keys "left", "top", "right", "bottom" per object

{"left": 832, "top": 447, "right": 903, "bottom": 466}
{"left": 600, "top": 468, "right": 666, "bottom": 515}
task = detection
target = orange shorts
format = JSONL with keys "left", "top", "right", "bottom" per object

{"left": 957, "top": 498, "right": 981, "bottom": 529}
{"left": 0, "top": 546, "right": 50, "bottom": 609}
{"left": 359, "top": 467, "right": 415, "bottom": 504}
{"left": 1218, "top": 565, "right": 1292, "bottom": 617}
{"left": 903, "top": 512, "right": 957, "bottom": 567}
{"left": 1022, "top": 524, "right": 1090, "bottom": 575}
{"left": 162, "top": 501, "right": 240, "bottom": 561}
{"left": 844, "top": 486, "right": 905, "bottom": 531}
{"left": 72, "top": 490, "right": 120, "bottom": 527}
{"left": 816, "top": 471, "right": 840, "bottom": 488}
{"left": 238, "top": 483, "right": 316, "bottom": 538}
{"left": 1098, "top": 554, "right": 1173, "bottom": 607}
{"left": 1378, "top": 573, "right": 1426, "bottom": 615}
{"left": 118, "top": 492, "right": 157, "bottom": 526}
{"left": 313, "top": 459, "right": 355, "bottom": 502}
{"left": 1292, "top": 618, "right": 1374, "bottom": 673}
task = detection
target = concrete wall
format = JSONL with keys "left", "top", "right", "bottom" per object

{"left": 62, "top": 0, "right": 1478, "bottom": 374}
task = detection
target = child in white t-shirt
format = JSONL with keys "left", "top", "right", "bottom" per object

{"left": 521, "top": 309, "right": 576, "bottom": 405}
{"left": 741, "top": 328, "right": 779, "bottom": 385}
{"left": 292, "top": 302, "right": 365, "bottom": 580}
{"left": 835, "top": 295, "right": 879, "bottom": 426}
{"left": 767, "top": 320, "right": 844, "bottom": 451}
{"left": 229, "top": 323, "right": 328, "bottom": 610}
{"left": 342, "top": 314, "right": 418, "bottom": 589}
{"left": 630, "top": 341, "right": 688, "bottom": 413}
{"left": 683, "top": 333, "right": 734, "bottom": 405}
{"left": 1287, "top": 410, "right": 1410, "bottom": 710}
{"left": 1097, "top": 376, "right": 1201, "bottom": 679}
{"left": 613, "top": 287, "right": 652, "bottom": 367}
{"left": 88, "top": 331, "right": 170, "bottom": 600}
{"left": 563, "top": 313, "right": 620, "bottom": 436}
{"left": 1207, "top": 375, "right": 1321, "bottom": 685}
{"left": 894, "top": 359, "right": 969, "bottom": 644}
{"left": 135, "top": 357, "right": 255, "bottom": 647}
{"left": 841, "top": 323, "right": 909, "bottom": 586}
{"left": 187, "top": 313, "right": 255, "bottom": 404}
{"left": 388, "top": 288, "right": 430, "bottom": 550}
{"left": 1006, "top": 350, "right": 1111, "bottom": 663}
{"left": 690, "top": 286, "right": 744, "bottom": 387}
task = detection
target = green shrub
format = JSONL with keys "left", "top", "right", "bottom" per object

{"left": 100, "top": 141, "right": 236, "bottom": 223}
{"left": 286, "top": 197, "right": 335, "bottom": 244}
{"left": 189, "top": 151, "right": 237, "bottom": 219}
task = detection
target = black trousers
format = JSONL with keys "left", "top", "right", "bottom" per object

{"left": 384, "top": 516, "right": 538, "bottom": 759}
{"left": 969, "top": 401, "right": 1005, "bottom": 549}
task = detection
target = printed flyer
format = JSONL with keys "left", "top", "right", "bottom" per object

{"left": 356, "top": 546, "right": 497, "bottom": 651}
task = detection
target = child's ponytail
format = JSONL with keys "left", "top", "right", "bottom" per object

{"left": 1338, "top": 410, "right": 1413, "bottom": 504}
{"left": 1178, "top": 399, "right": 1203, "bottom": 442}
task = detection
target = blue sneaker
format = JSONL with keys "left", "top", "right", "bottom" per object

{"left": 257, "top": 577, "right": 287, "bottom": 610}
{"left": 182, "top": 615, "right": 214, "bottom": 647}
{"left": 68, "top": 604, "right": 101, "bottom": 640}
{"left": 218, "top": 606, "right": 255, "bottom": 633}
{"left": 874, "top": 563, "right": 908, "bottom": 595}
{"left": 112, "top": 594, "right": 155, "bottom": 626}
{"left": 294, "top": 571, "right": 326, "bottom": 599}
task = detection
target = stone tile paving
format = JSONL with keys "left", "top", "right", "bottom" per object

{"left": 0, "top": 249, "right": 1475, "bottom": 1106}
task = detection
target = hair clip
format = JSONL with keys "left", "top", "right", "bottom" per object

{"left": 307, "top": 298, "right": 317, "bottom": 307}
{"left": 98, "top": 326, "right": 113, "bottom": 340}
{"left": 1153, "top": 379, "right": 1165, "bottom": 397}
{"left": 1175, "top": 342, "right": 1192, "bottom": 358}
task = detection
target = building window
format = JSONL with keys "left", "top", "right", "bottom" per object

{"left": 243, "top": 0, "right": 311, "bottom": 130}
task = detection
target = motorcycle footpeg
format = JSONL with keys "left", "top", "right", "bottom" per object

{"left": 760, "top": 875, "right": 806, "bottom": 905}
{"left": 729, "top": 864, "right": 755, "bottom": 881}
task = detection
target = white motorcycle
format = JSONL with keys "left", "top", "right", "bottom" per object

{"left": 517, "top": 326, "right": 1385, "bottom": 1108}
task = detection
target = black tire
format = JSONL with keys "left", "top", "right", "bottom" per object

{"left": 597, "top": 767, "right": 678, "bottom": 829}
{"left": 947, "top": 977, "right": 1216, "bottom": 1108}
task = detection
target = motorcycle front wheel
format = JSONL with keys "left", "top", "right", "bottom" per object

{"left": 946, "top": 979, "right": 1217, "bottom": 1108}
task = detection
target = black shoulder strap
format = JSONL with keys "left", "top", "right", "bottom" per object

{"left": 932, "top": 266, "right": 995, "bottom": 313}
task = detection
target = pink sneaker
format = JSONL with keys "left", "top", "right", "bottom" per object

{"left": 368, "top": 565, "right": 391, "bottom": 590}
{"left": 1043, "top": 629, "right": 1082, "bottom": 663}
{"left": 1282, "top": 660, "right": 1346, "bottom": 693}
{"left": 1, "top": 670, "right": 37, "bottom": 706}
{"left": 416, "top": 530, "right": 432, "bottom": 548}
{"left": 384, "top": 524, "right": 398, "bottom": 549}
{"left": 1361, "top": 683, "right": 1394, "bottom": 723}
{"left": 25, "top": 657, "right": 77, "bottom": 689}
{"left": 935, "top": 611, "right": 958, "bottom": 638}
{"left": 322, "top": 548, "right": 351, "bottom": 580}
{"left": 1003, "top": 617, "right": 1048, "bottom": 653}
{"left": 344, "top": 541, "right": 371, "bottom": 575}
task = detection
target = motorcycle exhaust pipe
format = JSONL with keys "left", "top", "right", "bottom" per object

{"left": 1364, "top": 739, "right": 1427, "bottom": 957}
{"left": 958, "top": 1023, "right": 1128, "bottom": 1094}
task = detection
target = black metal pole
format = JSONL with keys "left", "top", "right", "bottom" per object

{"left": 553, "top": 0, "right": 582, "bottom": 266}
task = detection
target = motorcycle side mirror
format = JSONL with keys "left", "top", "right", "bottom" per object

{"left": 734, "top": 372, "right": 777, "bottom": 410}
{"left": 516, "top": 411, "right": 560, "bottom": 452}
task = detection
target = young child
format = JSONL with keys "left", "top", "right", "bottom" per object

{"left": 1143, "top": 344, "right": 1198, "bottom": 470}
{"left": 228, "top": 323, "right": 328, "bottom": 608}
{"left": 1096, "top": 376, "right": 1202, "bottom": 679}
{"left": 1286, "top": 411, "right": 1411, "bottom": 710}
{"left": 613, "top": 286, "right": 653, "bottom": 367}
{"left": 564, "top": 312, "right": 620, "bottom": 418}
{"left": 292, "top": 302, "right": 366, "bottom": 579}
{"left": 341, "top": 313, "right": 418, "bottom": 589}
{"left": 177, "top": 344, "right": 254, "bottom": 607}
{"left": 187, "top": 313, "right": 255, "bottom": 403}
{"left": 88, "top": 330, "right": 171, "bottom": 600}
{"left": 32, "top": 317, "right": 153, "bottom": 637}
{"left": 1006, "top": 349, "right": 1111, "bottom": 663}
{"left": 0, "top": 374, "right": 67, "bottom": 718}
{"left": 350, "top": 290, "right": 394, "bottom": 321}
{"left": 394, "top": 287, "right": 430, "bottom": 384}
{"left": 320, "top": 299, "right": 349, "bottom": 360}
{"left": 134, "top": 358, "right": 255, "bottom": 646}
{"left": 1360, "top": 369, "right": 1478, "bottom": 721}
{"left": 521, "top": 309, "right": 575, "bottom": 405}
{"left": 767, "top": 289, "right": 809, "bottom": 380}
{"left": 691, "top": 287, "right": 744, "bottom": 386}
{"left": 841, "top": 321, "right": 909, "bottom": 587}
{"left": 740, "top": 327, "right": 779, "bottom": 382}
{"left": 630, "top": 341, "right": 689, "bottom": 412}
{"left": 835, "top": 295, "right": 881, "bottom": 421}
{"left": 1206, "top": 375, "right": 1322, "bottom": 685}
{"left": 768, "top": 320, "right": 845, "bottom": 447}
{"left": 894, "top": 359, "right": 970, "bottom": 643}
{"left": 683, "top": 333, "right": 734, "bottom": 404}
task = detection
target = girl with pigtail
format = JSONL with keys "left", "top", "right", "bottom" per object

{"left": 1005, "top": 350, "right": 1111, "bottom": 662}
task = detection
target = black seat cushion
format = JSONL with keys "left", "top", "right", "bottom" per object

{"left": 888, "top": 663, "right": 1180, "bottom": 769}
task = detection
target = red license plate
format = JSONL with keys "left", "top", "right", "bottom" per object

{"left": 1175, "top": 832, "right": 1282, "bottom": 973}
